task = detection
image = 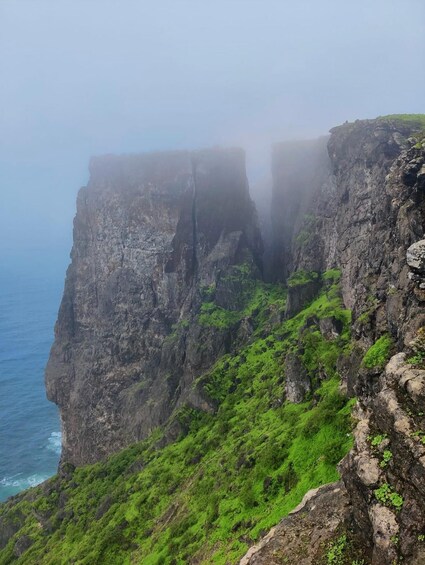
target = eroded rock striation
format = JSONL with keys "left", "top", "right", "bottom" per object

{"left": 46, "top": 148, "right": 263, "bottom": 466}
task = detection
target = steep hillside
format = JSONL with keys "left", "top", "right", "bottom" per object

{"left": 0, "top": 273, "right": 355, "bottom": 564}
{"left": 1, "top": 115, "right": 425, "bottom": 564}
{"left": 249, "top": 115, "right": 425, "bottom": 564}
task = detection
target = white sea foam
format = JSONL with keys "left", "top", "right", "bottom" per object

{"left": 0, "top": 473, "right": 48, "bottom": 489}
{"left": 46, "top": 431, "right": 62, "bottom": 455}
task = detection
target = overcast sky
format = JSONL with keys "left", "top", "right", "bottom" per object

{"left": 1, "top": 0, "right": 424, "bottom": 256}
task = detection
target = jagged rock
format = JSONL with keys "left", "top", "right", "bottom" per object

{"left": 284, "top": 352, "right": 311, "bottom": 403}
{"left": 257, "top": 118, "right": 425, "bottom": 564}
{"left": 284, "top": 278, "right": 322, "bottom": 318}
{"left": 341, "top": 353, "right": 425, "bottom": 564}
{"left": 46, "top": 148, "right": 263, "bottom": 466}
{"left": 273, "top": 118, "right": 425, "bottom": 343}
{"left": 318, "top": 316, "right": 343, "bottom": 339}
{"left": 1, "top": 116, "right": 421, "bottom": 564}
{"left": 369, "top": 504, "right": 399, "bottom": 564}
{"left": 239, "top": 482, "right": 352, "bottom": 564}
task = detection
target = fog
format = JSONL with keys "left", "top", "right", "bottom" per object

{"left": 1, "top": 0, "right": 424, "bottom": 257}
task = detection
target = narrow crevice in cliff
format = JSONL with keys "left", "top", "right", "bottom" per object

{"left": 190, "top": 158, "right": 199, "bottom": 277}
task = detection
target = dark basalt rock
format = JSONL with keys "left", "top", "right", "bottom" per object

{"left": 46, "top": 147, "right": 263, "bottom": 466}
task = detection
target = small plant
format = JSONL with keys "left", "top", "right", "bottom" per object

{"left": 326, "top": 534, "right": 347, "bottom": 565}
{"left": 287, "top": 269, "right": 319, "bottom": 288}
{"left": 390, "top": 534, "right": 399, "bottom": 545}
{"left": 407, "top": 352, "right": 425, "bottom": 367}
{"left": 380, "top": 450, "right": 393, "bottom": 468}
{"left": 362, "top": 334, "right": 393, "bottom": 369}
{"left": 323, "top": 268, "right": 342, "bottom": 282}
{"left": 418, "top": 534, "right": 425, "bottom": 542}
{"left": 200, "top": 284, "right": 216, "bottom": 301}
{"left": 374, "top": 483, "right": 404, "bottom": 511}
{"left": 369, "top": 433, "right": 387, "bottom": 447}
{"left": 407, "top": 327, "right": 425, "bottom": 367}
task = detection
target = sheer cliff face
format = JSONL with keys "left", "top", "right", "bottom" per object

{"left": 46, "top": 148, "right": 262, "bottom": 466}
{"left": 266, "top": 119, "right": 425, "bottom": 564}
{"left": 273, "top": 119, "right": 425, "bottom": 347}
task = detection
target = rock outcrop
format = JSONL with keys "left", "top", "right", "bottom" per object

{"left": 269, "top": 117, "right": 425, "bottom": 563}
{"left": 240, "top": 482, "right": 357, "bottom": 564}
{"left": 273, "top": 118, "right": 425, "bottom": 348}
{"left": 407, "top": 239, "right": 425, "bottom": 290}
{"left": 46, "top": 148, "right": 262, "bottom": 466}
{"left": 341, "top": 352, "right": 425, "bottom": 564}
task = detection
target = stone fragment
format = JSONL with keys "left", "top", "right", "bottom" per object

{"left": 284, "top": 353, "right": 311, "bottom": 403}
{"left": 407, "top": 240, "right": 425, "bottom": 272}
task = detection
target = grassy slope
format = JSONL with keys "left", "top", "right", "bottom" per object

{"left": 377, "top": 113, "right": 425, "bottom": 128}
{"left": 0, "top": 271, "right": 355, "bottom": 565}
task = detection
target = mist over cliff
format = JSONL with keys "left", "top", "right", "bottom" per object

{"left": 1, "top": 0, "right": 424, "bottom": 257}
{"left": 1, "top": 115, "right": 425, "bottom": 565}
{"left": 1, "top": 1, "right": 425, "bottom": 564}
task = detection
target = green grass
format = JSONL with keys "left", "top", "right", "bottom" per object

{"left": 198, "top": 264, "right": 286, "bottom": 330}
{"left": 0, "top": 275, "right": 355, "bottom": 565}
{"left": 362, "top": 334, "right": 393, "bottom": 369}
{"left": 287, "top": 269, "right": 319, "bottom": 288}
{"left": 377, "top": 114, "right": 425, "bottom": 131}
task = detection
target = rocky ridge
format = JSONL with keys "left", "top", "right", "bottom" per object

{"left": 241, "top": 116, "right": 425, "bottom": 564}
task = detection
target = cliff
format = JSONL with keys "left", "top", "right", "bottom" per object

{"left": 276, "top": 118, "right": 425, "bottom": 342}
{"left": 46, "top": 148, "right": 262, "bottom": 465}
{"left": 1, "top": 115, "right": 425, "bottom": 564}
{"left": 246, "top": 115, "right": 425, "bottom": 564}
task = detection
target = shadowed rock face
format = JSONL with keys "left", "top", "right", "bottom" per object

{"left": 46, "top": 148, "right": 263, "bottom": 466}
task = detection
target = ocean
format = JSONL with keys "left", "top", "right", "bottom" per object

{"left": 0, "top": 252, "right": 69, "bottom": 501}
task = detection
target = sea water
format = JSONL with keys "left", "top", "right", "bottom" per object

{"left": 0, "top": 252, "right": 68, "bottom": 501}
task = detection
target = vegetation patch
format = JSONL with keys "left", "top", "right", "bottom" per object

{"left": 407, "top": 327, "right": 425, "bottom": 368}
{"left": 374, "top": 483, "right": 404, "bottom": 511}
{"left": 362, "top": 334, "right": 393, "bottom": 370}
{"left": 377, "top": 114, "right": 425, "bottom": 132}
{"left": 0, "top": 273, "right": 355, "bottom": 565}
{"left": 323, "top": 532, "right": 365, "bottom": 565}
{"left": 287, "top": 269, "right": 319, "bottom": 288}
{"left": 295, "top": 214, "right": 316, "bottom": 247}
